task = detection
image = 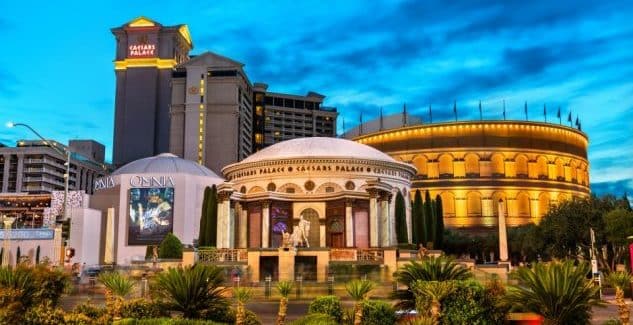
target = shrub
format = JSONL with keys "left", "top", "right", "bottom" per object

{"left": 31, "top": 264, "right": 71, "bottom": 305}
{"left": 308, "top": 295, "right": 343, "bottom": 322}
{"left": 361, "top": 300, "right": 396, "bottom": 325}
{"left": 120, "top": 299, "right": 167, "bottom": 319}
{"left": 22, "top": 300, "right": 65, "bottom": 324}
{"left": 73, "top": 300, "right": 108, "bottom": 319}
{"left": 290, "top": 313, "right": 338, "bottom": 325}
{"left": 0, "top": 287, "right": 24, "bottom": 324}
{"left": 114, "top": 319, "right": 225, "bottom": 325}
{"left": 438, "top": 280, "right": 507, "bottom": 325}
{"left": 158, "top": 233, "right": 183, "bottom": 259}
{"left": 98, "top": 271, "right": 135, "bottom": 297}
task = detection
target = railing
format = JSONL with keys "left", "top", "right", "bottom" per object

{"left": 198, "top": 248, "right": 247, "bottom": 263}
{"left": 329, "top": 248, "right": 357, "bottom": 261}
{"left": 356, "top": 249, "right": 384, "bottom": 263}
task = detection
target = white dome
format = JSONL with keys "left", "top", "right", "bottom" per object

{"left": 113, "top": 153, "right": 221, "bottom": 178}
{"left": 240, "top": 137, "right": 398, "bottom": 164}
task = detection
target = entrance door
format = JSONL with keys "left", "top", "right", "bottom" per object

{"left": 295, "top": 256, "right": 317, "bottom": 281}
{"left": 259, "top": 256, "right": 279, "bottom": 281}
{"left": 354, "top": 209, "right": 369, "bottom": 248}
{"left": 327, "top": 217, "right": 345, "bottom": 248}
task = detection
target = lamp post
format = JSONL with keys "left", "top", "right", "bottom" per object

{"left": 6, "top": 122, "right": 71, "bottom": 221}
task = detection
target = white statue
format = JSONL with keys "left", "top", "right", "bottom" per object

{"left": 290, "top": 226, "right": 300, "bottom": 247}
{"left": 298, "top": 214, "right": 311, "bottom": 248}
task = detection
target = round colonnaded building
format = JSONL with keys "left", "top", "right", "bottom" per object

{"left": 216, "top": 137, "right": 417, "bottom": 282}
{"left": 352, "top": 120, "right": 590, "bottom": 230}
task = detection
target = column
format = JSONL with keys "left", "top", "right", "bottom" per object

{"left": 345, "top": 199, "right": 354, "bottom": 247}
{"left": 217, "top": 192, "right": 232, "bottom": 248}
{"left": 368, "top": 189, "right": 379, "bottom": 247}
{"left": 261, "top": 200, "right": 270, "bottom": 248}
{"left": 380, "top": 194, "right": 391, "bottom": 247}
{"left": 237, "top": 203, "right": 248, "bottom": 248}
{"left": 2, "top": 217, "right": 15, "bottom": 266}
{"left": 404, "top": 192, "right": 412, "bottom": 244}
{"left": 15, "top": 154, "right": 23, "bottom": 192}
{"left": 53, "top": 226, "right": 62, "bottom": 266}
{"left": 498, "top": 199, "right": 508, "bottom": 262}
{"left": 104, "top": 208, "right": 115, "bottom": 264}
{"left": 229, "top": 205, "right": 235, "bottom": 248}
{"left": 2, "top": 155, "right": 10, "bottom": 192}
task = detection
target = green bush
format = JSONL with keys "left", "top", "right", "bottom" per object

{"left": 22, "top": 301, "right": 65, "bottom": 325}
{"left": 438, "top": 280, "right": 507, "bottom": 325}
{"left": 361, "top": 300, "right": 396, "bottom": 325}
{"left": 290, "top": 313, "right": 338, "bottom": 325}
{"left": 308, "top": 295, "right": 343, "bottom": 321}
{"left": 73, "top": 300, "right": 108, "bottom": 319}
{"left": 158, "top": 233, "right": 183, "bottom": 259}
{"left": 120, "top": 299, "right": 167, "bottom": 319}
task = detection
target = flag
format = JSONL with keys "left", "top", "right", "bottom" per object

{"left": 403, "top": 103, "right": 407, "bottom": 126}
{"left": 557, "top": 106, "right": 561, "bottom": 125}
{"left": 575, "top": 116, "right": 580, "bottom": 128}
{"left": 379, "top": 107, "right": 384, "bottom": 131}
{"left": 503, "top": 100, "right": 506, "bottom": 120}
{"left": 524, "top": 101, "right": 528, "bottom": 120}
{"left": 479, "top": 100, "right": 482, "bottom": 120}
{"left": 543, "top": 104, "right": 547, "bottom": 122}
{"left": 429, "top": 104, "right": 433, "bottom": 123}
{"left": 453, "top": 100, "right": 457, "bottom": 121}
{"left": 567, "top": 111, "right": 572, "bottom": 122}
{"left": 359, "top": 112, "right": 363, "bottom": 135}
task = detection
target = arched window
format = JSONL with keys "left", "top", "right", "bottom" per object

{"left": 440, "top": 192, "right": 455, "bottom": 216}
{"left": 438, "top": 154, "right": 454, "bottom": 177}
{"left": 515, "top": 155, "right": 529, "bottom": 177}
{"left": 516, "top": 192, "right": 531, "bottom": 217}
{"left": 570, "top": 161, "right": 578, "bottom": 182}
{"left": 536, "top": 156, "right": 548, "bottom": 179}
{"left": 491, "top": 153, "right": 505, "bottom": 176}
{"left": 555, "top": 159, "right": 564, "bottom": 180}
{"left": 538, "top": 192, "right": 550, "bottom": 217}
{"left": 464, "top": 154, "right": 480, "bottom": 176}
{"left": 412, "top": 155, "right": 428, "bottom": 176}
{"left": 466, "top": 192, "right": 482, "bottom": 216}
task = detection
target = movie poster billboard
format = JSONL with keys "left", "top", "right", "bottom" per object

{"left": 128, "top": 187, "right": 174, "bottom": 245}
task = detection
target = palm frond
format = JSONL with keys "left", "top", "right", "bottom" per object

{"left": 277, "top": 280, "right": 293, "bottom": 297}
{"left": 98, "top": 271, "right": 135, "bottom": 298}
{"left": 345, "top": 279, "right": 375, "bottom": 301}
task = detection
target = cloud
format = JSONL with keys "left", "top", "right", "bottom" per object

{"left": 591, "top": 179, "right": 633, "bottom": 197}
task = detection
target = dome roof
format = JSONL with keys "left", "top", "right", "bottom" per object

{"left": 240, "top": 137, "right": 398, "bottom": 164}
{"left": 113, "top": 153, "right": 221, "bottom": 178}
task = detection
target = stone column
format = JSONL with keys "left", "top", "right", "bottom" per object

{"left": 345, "top": 199, "right": 354, "bottom": 247}
{"left": 404, "top": 192, "right": 412, "bottom": 244}
{"left": 104, "top": 208, "right": 115, "bottom": 264}
{"left": 53, "top": 226, "right": 62, "bottom": 266}
{"left": 368, "top": 189, "right": 379, "bottom": 247}
{"left": 2, "top": 217, "right": 15, "bottom": 266}
{"left": 15, "top": 154, "right": 24, "bottom": 192}
{"left": 2, "top": 155, "right": 10, "bottom": 192}
{"left": 261, "top": 200, "right": 271, "bottom": 248}
{"left": 217, "top": 191, "right": 232, "bottom": 248}
{"left": 498, "top": 199, "right": 508, "bottom": 262}
{"left": 237, "top": 203, "right": 248, "bottom": 248}
{"left": 380, "top": 193, "right": 391, "bottom": 247}
{"left": 229, "top": 205, "right": 235, "bottom": 248}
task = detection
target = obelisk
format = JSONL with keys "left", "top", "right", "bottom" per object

{"left": 497, "top": 199, "right": 508, "bottom": 262}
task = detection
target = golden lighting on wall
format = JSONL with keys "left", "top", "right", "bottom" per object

{"left": 114, "top": 58, "right": 177, "bottom": 70}
{"left": 128, "top": 17, "right": 156, "bottom": 27}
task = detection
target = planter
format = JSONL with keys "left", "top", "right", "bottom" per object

{"left": 507, "top": 313, "right": 544, "bottom": 325}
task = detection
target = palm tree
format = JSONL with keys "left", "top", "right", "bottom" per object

{"left": 505, "top": 260, "right": 602, "bottom": 324}
{"left": 98, "top": 271, "right": 135, "bottom": 298}
{"left": 276, "top": 281, "right": 293, "bottom": 325}
{"left": 234, "top": 287, "right": 252, "bottom": 325}
{"left": 606, "top": 271, "right": 632, "bottom": 324}
{"left": 345, "top": 279, "right": 375, "bottom": 325}
{"left": 393, "top": 256, "right": 471, "bottom": 310}
{"left": 412, "top": 280, "right": 456, "bottom": 323}
{"left": 154, "top": 264, "right": 227, "bottom": 319}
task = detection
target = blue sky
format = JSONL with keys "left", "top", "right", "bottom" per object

{"left": 0, "top": 1, "right": 631, "bottom": 196}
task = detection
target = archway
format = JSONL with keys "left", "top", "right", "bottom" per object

{"left": 298, "top": 208, "right": 321, "bottom": 248}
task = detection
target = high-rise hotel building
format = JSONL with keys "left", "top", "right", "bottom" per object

{"left": 111, "top": 17, "right": 193, "bottom": 167}
{"left": 112, "top": 18, "right": 337, "bottom": 174}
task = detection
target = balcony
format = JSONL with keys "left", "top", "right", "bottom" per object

{"left": 197, "top": 248, "right": 247, "bottom": 263}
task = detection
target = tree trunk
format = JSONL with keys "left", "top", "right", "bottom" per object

{"left": 354, "top": 302, "right": 363, "bottom": 325}
{"left": 276, "top": 296, "right": 287, "bottom": 325}
{"left": 236, "top": 301, "right": 245, "bottom": 325}
{"left": 616, "top": 287, "right": 630, "bottom": 324}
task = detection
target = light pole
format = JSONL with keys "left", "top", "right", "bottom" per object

{"left": 6, "top": 122, "right": 71, "bottom": 222}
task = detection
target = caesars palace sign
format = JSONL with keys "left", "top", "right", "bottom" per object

{"left": 94, "top": 175, "right": 175, "bottom": 191}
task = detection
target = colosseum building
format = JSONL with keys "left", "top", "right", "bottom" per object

{"left": 351, "top": 120, "right": 590, "bottom": 229}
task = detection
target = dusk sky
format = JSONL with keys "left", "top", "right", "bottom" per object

{"left": 0, "top": 1, "right": 631, "bottom": 196}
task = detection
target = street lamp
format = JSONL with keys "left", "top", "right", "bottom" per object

{"left": 6, "top": 122, "right": 71, "bottom": 222}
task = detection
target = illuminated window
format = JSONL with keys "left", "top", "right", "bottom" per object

{"left": 255, "top": 133, "right": 263, "bottom": 144}
{"left": 413, "top": 156, "right": 428, "bottom": 176}
{"left": 255, "top": 106, "right": 263, "bottom": 116}
{"left": 516, "top": 192, "right": 530, "bottom": 217}
{"left": 464, "top": 154, "right": 479, "bottom": 176}
{"left": 536, "top": 156, "right": 548, "bottom": 178}
{"left": 440, "top": 192, "right": 455, "bottom": 216}
{"left": 538, "top": 193, "right": 550, "bottom": 217}
{"left": 438, "top": 154, "right": 453, "bottom": 176}
{"left": 515, "top": 155, "right": 528, "bottom": 177}
{"left": 490, "top": 153, "right": 505, "bottom": 176}
{"left": 467, "top": 192, "right": 482, "bottom": 216}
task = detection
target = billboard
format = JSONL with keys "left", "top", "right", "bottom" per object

{"left": 128, "top": 187, "right": 174, "bottom": 245}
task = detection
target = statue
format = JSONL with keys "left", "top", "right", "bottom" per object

{"left": 298, "top": 214, "right": 311, "bottom": 248}
{"left": 290, "top": 226, "right": 300, "bottom": 247}
{"left": 281, "top": 230, "right": 292, "bottom": 248}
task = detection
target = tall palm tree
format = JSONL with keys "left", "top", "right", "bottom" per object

{"left": 393, "top": 256, "right": 471, "bottom": 310}
{"left": 234, "top": 287, "right": 252, "bottom": 325}
{"left": 606, "top": 271, "right": 632, "bottom": 324}
{"left": 505, "top": 260, "right": 602, "bottom": 325}
{"left": 154, "top": 264, "right": 227, "bottom": 319}
{"left": 412, "top": 280, "right": 456, "bottom": 323}
{"left": 276, "top": 281, "right": 293, "bottom": 325}
{"left": 345, "top": 279, "right": 375, "bottom": 325}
